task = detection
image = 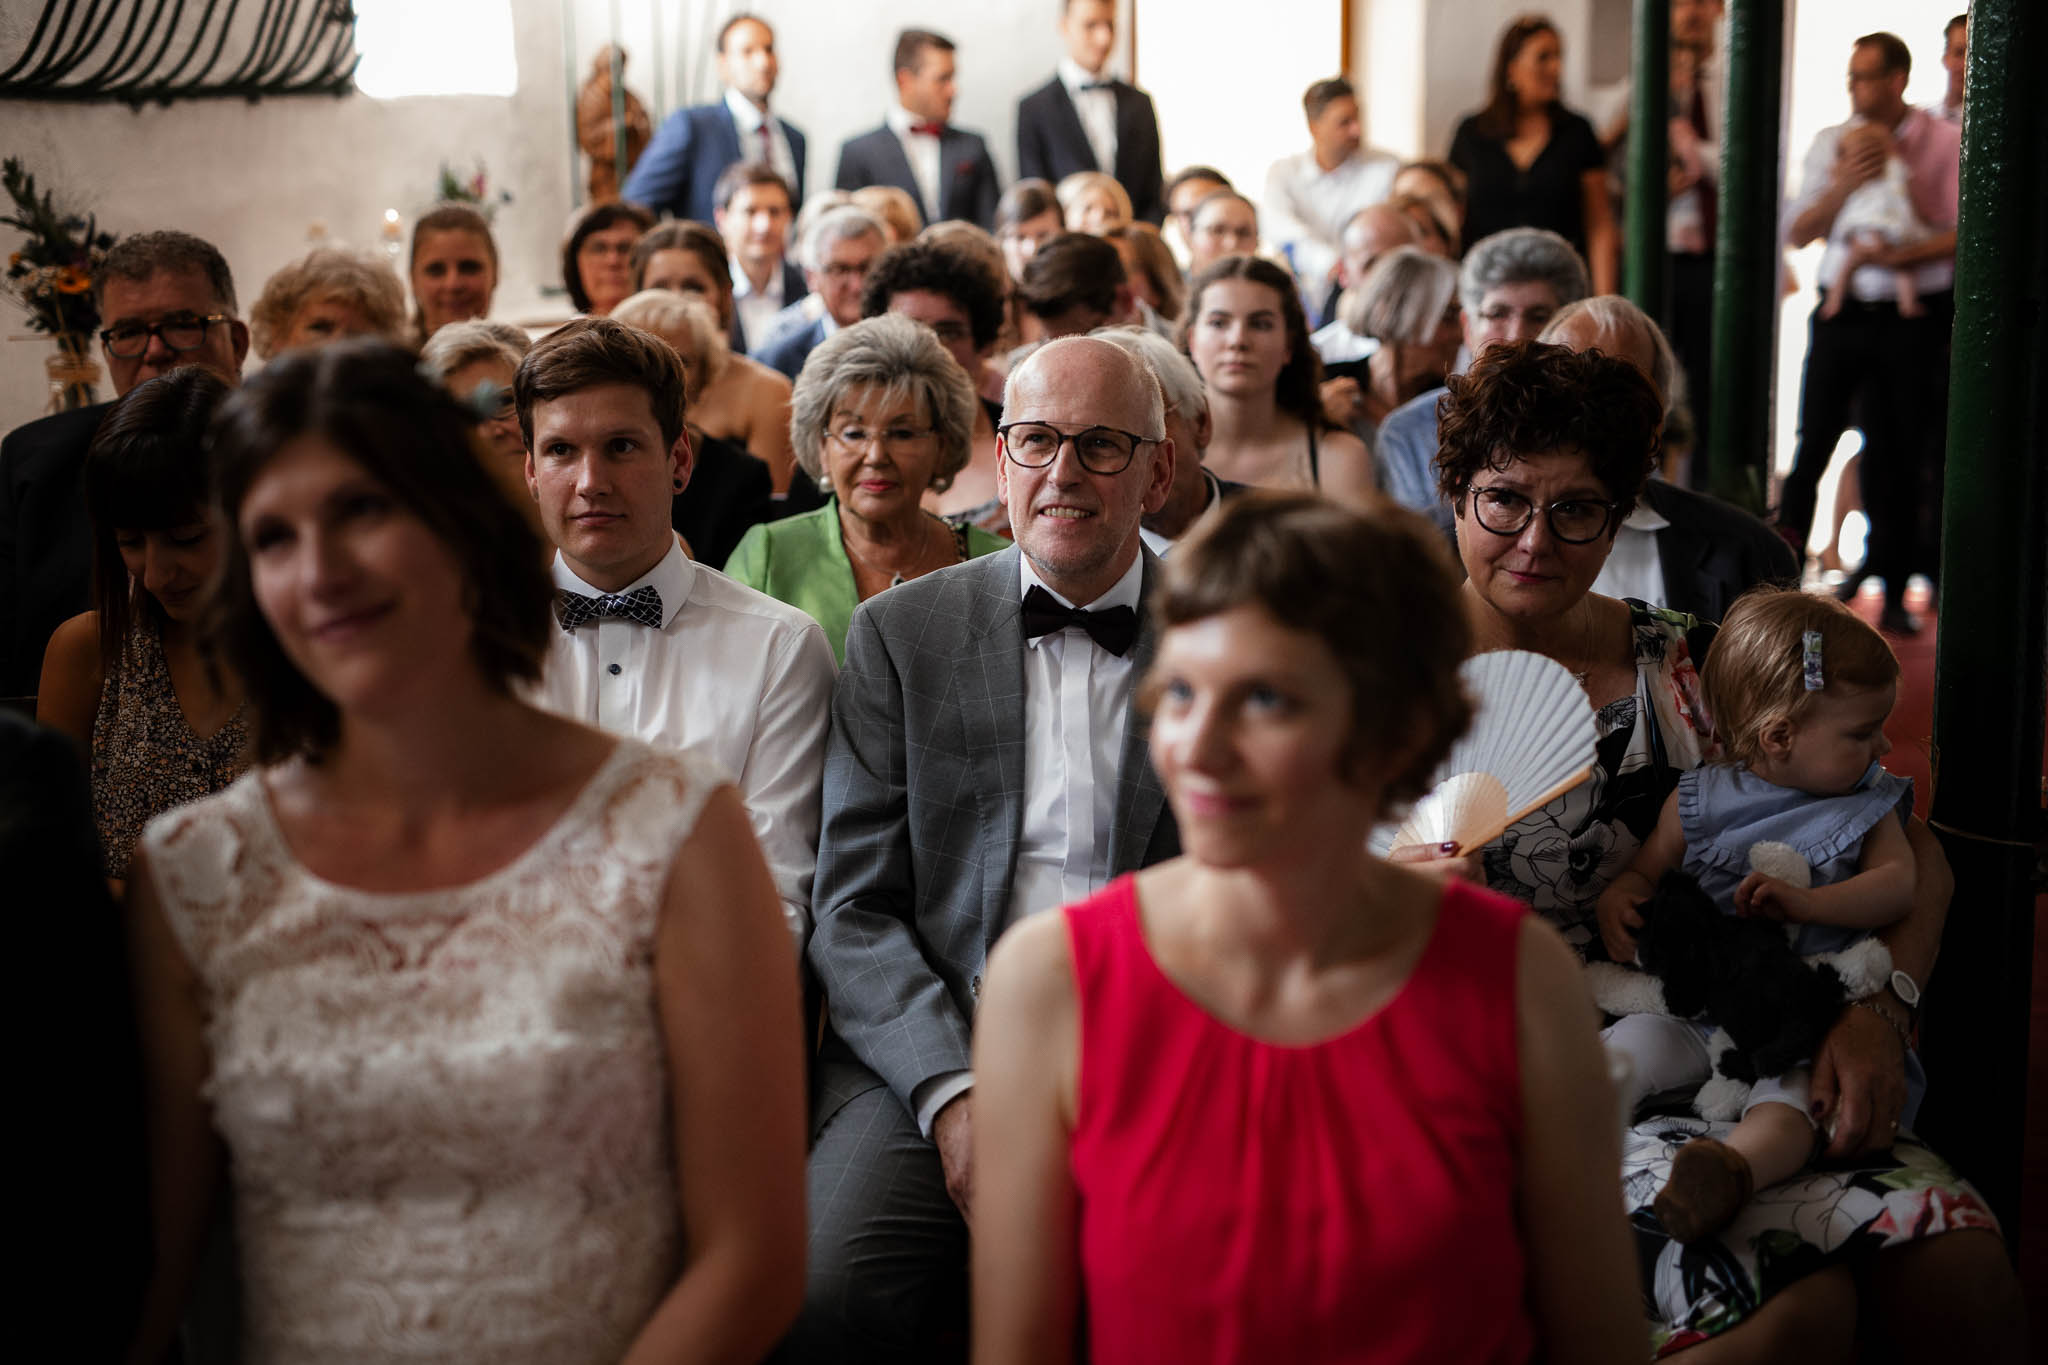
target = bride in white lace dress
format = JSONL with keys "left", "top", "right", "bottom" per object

{"left": 124, "top": 341, "right": 807, "bottom": 1364}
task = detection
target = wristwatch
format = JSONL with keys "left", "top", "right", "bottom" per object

{"left": 1890, "top": 968, "right": 1922, "bottom": 1022}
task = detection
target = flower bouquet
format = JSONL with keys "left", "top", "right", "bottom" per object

{"left": 2, "top": 157, "right": 117, "bottom": 411}
{"left": 436, "top": 160, "right": 514, "bottom": 221}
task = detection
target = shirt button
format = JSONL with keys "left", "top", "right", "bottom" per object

{"left": 607, "top": 663, "right": 622, "bottom": 676}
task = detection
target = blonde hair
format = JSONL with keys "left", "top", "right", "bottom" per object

{"left": 1703, "top": 588, "right": 1899, "bottom": 766}
{"left": 851, "top": 184, "right": 923, "bottom": 242}
{"left": 1057, "top": 171, "right": 1135, "bottom": 232}
{"left": 610, "top": 288, "right": 729, "bottom": 397}
{"left": 249, "top": 246, "right": 408, "bottom": 360}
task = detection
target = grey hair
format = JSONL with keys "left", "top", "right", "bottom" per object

{"left": 1457, "top": 226, "right": 1589, "bottom": 313}
{"left": 1001, "top": 334, "right": 1167, "bottom": 437}
{"left": 788, "top": 313, "right": 978, "bottom": 492}
{"left": 95, "top": 229, "right": 238, "bottom": 314}
{"left": 1088, "top": 325, "right": 1208, "bottom": 421}
{"left": 418, "top": 318, "right": 532, "bottom": 382}
{"left": 1338, "top": 246, "right": 1459, "bottom": 344}
{"left": 610, "top": 288, "right": 729, "bottom": 391}
{"left": 803, "top": 205, "right": 887, "bottom": 272}
{"left": 1540, "top": 295, "right": 1683, "bottom": 416}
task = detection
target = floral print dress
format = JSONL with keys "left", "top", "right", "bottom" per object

{"left": 1482, "top": 601, "right": 1997, "bottom": 1355}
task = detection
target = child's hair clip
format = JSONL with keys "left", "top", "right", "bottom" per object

{"left": 1802, "top": 629, "right": 1825, "bottom": 692}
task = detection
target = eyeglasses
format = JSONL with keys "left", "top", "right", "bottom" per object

{"left": 819, "top": 261, "right": 871, "bottom": 281}
{"left": 1467, "top": 485, "right": 1619, "bottom": 544}
{"left": 99, "top": 313, "right": 228, "bottom": 358}
{"left": 828, "top": 422, "right": 935, "bottom": 454}
{"left": 999, "top": 421, "right": 1156, "bottom": 475}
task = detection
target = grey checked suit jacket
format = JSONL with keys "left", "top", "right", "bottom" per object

{"left": 808, "top": 545, "right": 1179, "bottom": 1122}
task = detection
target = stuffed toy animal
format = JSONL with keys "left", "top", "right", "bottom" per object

{"left": 1585, "top": 842, "right": 1892, "bottom": 1121}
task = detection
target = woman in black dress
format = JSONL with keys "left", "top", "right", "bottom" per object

{"left": 1449, "top": 15, "right": 1617, "bottom": 294}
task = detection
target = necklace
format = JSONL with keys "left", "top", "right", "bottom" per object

{"left": 843, "top": 513, "right": 957, "bottom": 589}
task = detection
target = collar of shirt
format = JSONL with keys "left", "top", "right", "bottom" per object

{"left": 887, "top": 104, "right": 939, "bottom": 138}
{"left": 1623, "top": 500, "right": 1670, "bottom": 534}
{"left": 551, "top": 540, "right": 693, "bottom": 631}
{"left": 729, "top": 258, "right": 785, "bottom": 304}
{"left": 1058, "top": 57, "right": 1115, "bottom": 96}
{"left": 724, "top": 86, "right": 773, "bottom": 136}
{"left": 1018, "top": 547, "right": 1144, "bottom": 649}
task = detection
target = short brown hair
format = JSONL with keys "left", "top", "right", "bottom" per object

{"left": 1433, "top": 340, "right": 1663, "bottom": 524}
{"left": 516, "top": 315, "right": 689, "bottom": 452}
{"left": 207, "top": 340, "right": 552, "bottom": 763}
{"left": 1702, "top": 589, "right": 1899, "bottom": 767}
{"left": 894, "top": 28, "right": 953, "bottom": 73}
{"left": 560, "top": 200, "right": 654, "bottom": 313}
{"left": 1856, "top": 31, "right": 1912, "bottom": 77}
{"left": 1017, "top": 231, "right": 1125, "bottom": 320}
{"left": 1104, "top": 222, "right": 1186, "bottom": 322}
{"left": 713, "top": 160, "right": 794, "bottom": 216}
{"left": 1302, "top": 76, "right": 1355, "bottom": 123}
{"left": 629, "top": 220, "right": 732, "bottom": 307}
{"left": 1147, "top": 491, "right": 1473, "bottom": 808}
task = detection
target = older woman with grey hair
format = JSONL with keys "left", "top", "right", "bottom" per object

{"left": 1335, "top": 246, "right": 1463, "bottom": 450}
{"left": 724, "top": 314, "right": 1009, "bottom": 661}
{"left": 248, "top": 246, "right": 409, "bottom": 360}
{"left": 1374, "top": 226, "right": 1591, "bottom": 520}
{"left": 420, "top": 318, "right": 533, "bottom": 464}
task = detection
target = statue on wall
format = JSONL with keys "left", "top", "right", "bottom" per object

{"left": 576, "top": 44, "right": 652, "bottom": 205}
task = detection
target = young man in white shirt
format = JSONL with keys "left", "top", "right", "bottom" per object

{"left": 516, "top": 317, "right": 835, "bottom": 947}
{"left": 1261, "top": 76, "right": 1401, "bottom": 321}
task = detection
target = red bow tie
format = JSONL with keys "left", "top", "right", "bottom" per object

{"left": 909, "top": 120, "right": 944, "bottom": 138}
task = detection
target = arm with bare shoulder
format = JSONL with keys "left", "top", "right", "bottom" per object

{"left": 1515, "top": 915, "right": 1648, "bottom": 1365}
{"left": 621, "top": 785, "right": 809, "bottom": 1365}
{"left": 123, "top": 847, "right": 228, "bottom": 1365}
{"left": 36, "top": 611, "right": 104, "bottom": 748}
{"left": 970, "top": 910, "right": 1082, "bottom": 1365}
{"left": 741, "top": 360, "right": 798, "bottom": 495}
{"left": 1314, "top": 428, "right": 1380, "bottom": 513}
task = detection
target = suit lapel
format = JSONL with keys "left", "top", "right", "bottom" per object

{"left": 1047, "top": 83, "right": 1096, "bottom": 170}
{"left": 937, "top": 130, "right": 977, "bottom": 222}
{"left": 873, "top": 130, "right": 935, "bottom": 223}
{"left": 1109, "top": 553, "right": 1170, "bottom": 874}
{"left": 1112, "top": 84, "right": 1146, "bottom": 180}
{"left": 953, "top": 551, "right": 1028, "bottom": 947}
{"left": 712, "top": 104, "right": 743, "bottom": 166}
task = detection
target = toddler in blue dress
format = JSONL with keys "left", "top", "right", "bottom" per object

{"left": 1594, "top": 589, "right": 1916, "bottom": 1244}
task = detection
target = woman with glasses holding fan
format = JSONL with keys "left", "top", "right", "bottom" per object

{"left": 725, "top": 314, "right": 1006, "bottom": 662}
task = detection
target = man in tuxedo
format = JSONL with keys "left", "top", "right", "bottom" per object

{"left": 835, "top": 29, "right": 1002, "bottom": 230}
{"left": 1015, "top": 0, "right": 1165, "bottom": 223}
{"left": 0, "top": 230, "right": 247, "bottom": 698}
{"left": 755, "top": 206, "right": 888, "bottom": 380}
{"left": 621, "top": 13, "right": 806, "bottom": 225}
{"left": 714, "top": 161, "right": 807, "bottom": 355}
{"left": 786, "top": 336, "right": 1179, "bottom": 1360}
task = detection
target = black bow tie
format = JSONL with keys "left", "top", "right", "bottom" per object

{"left": 1021, "top": 584, "right": 1139, "bottom": 657}
{"left": 1077, "top": 80, "right": 1112, "bottom": 93}
{"left": 556, "top": 584, "right": 664, "bottom": 632}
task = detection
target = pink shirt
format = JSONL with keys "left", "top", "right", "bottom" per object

{"left": 1789, "top": 107, "right": 1960, "bottom": 301}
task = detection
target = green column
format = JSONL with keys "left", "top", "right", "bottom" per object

{"left": 1920, "top": 0, "right": 2047, "bottom": 1237}
{"left": 1703, "top": 0, "right": 1782, "bottom": 511}
{"left": 1624, "top": 0, "right": 1670, "bottom": 322}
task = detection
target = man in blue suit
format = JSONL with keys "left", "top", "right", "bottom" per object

{"left": 835, "top": 30, "right": 1001, "bottom": 230}
{"left": 1015, "top": 0, "right": 1165, "bottom": 223}
{"left": 622, "top": 14, "right": 806, "bottom": 226}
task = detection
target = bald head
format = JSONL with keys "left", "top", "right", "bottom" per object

{"left": 1339, "top": 203, "right": 1423, "bottom": 288}
{"left": 1003, "top": 335, "right": 1166, "bottom": 437}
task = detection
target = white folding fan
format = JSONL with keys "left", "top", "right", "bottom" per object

{"left": 1368, "top": 650, "right": 1598, "bottom": 858}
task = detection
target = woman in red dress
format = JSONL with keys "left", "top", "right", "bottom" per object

{"left": 972, "top": 492, "right": 1644, "bottom": 1365}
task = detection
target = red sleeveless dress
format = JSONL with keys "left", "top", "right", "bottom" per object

{"left": 1064, "top": 875, "right": 1534, "bottom": 1364}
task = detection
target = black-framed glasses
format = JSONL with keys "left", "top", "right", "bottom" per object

{"left": 99, "top": 312, "right": 228, "bottom": 358}
{"left": 998, "top": 421, "right": 1156, "bottom": 475}
{"left": 1467, "top": 485, "right": 1619, "bottom": 544}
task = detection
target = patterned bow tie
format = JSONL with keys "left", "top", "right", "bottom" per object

{"left": 1021, "top": 584, "right": 1139, "bottom": 657}
{"left": 909, "top": 120, "right": 945, "bottom": 137}
{"left": 556, "top": 584, "right": 664, "bottom": 633}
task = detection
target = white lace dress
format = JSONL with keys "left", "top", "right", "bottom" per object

{"left": 141, "top": 739, "right": 726, "bottom": 1363}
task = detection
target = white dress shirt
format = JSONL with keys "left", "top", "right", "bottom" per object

{"left": 1058, "top": 56, "right": 1118, "bottom": 173}
{"left": 1590, "top": 501, "right": 1672, "bottom": 608}
{"left": 529, "top": 543, "right": 837, "bottom": 948}
{"left": 1260, "top": 145, "right": 1401, "bottom": 294}
{"left": 912, "top": 549, "right": 1145, "bottom": 1135}
{"left": 724, "top": 87, "right": 799, "bottom": 191}
{"left": 886, "top": 103, "right": 945, "bottom": 222}
{"left": 731, "top": 259, "right": 788, "bottom": 354}
{"left": 1784, "top": 113, "right": 1957, "bottom": 302}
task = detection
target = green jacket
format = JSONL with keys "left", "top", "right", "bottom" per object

{"left": 724, "top": 502, "right": 1010, "bottom": 664}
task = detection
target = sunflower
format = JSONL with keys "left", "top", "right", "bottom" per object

{"left": 54, "top": 265, "right": 91, "bottom": 294}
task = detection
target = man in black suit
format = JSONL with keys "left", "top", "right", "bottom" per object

{"left": 0, "top": 230, "right": 246, "bottom": 698}
{"left": 835, "top": 30, "right": 1001, "bottom": 230}
{"left": 1015, "top": 0, "right": 1165, "bottom": 224}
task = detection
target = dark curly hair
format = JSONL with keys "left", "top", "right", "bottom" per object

{"left": 206, "top": 339, "right": 553, "bottom": 763}
{"left": 860, "top": 241, "right": 1007, "bottom": 351}
{"left": 1433, "top": 340, "right": 1663, "bottom": 526}
{"left": 1146, "top": 490, "right": 1473, "bottom": 811}
{"left": 1180, "top": 254, "right": 1325, "bottom": 431}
